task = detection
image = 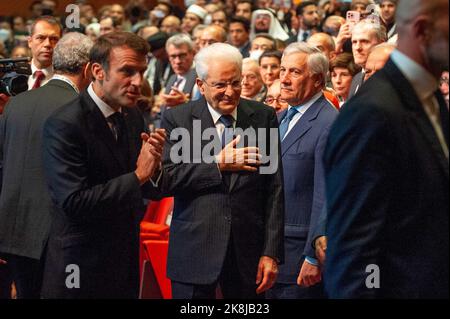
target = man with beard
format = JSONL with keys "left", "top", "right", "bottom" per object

{"left": 324, "top": 0, "right": 449, "bottom": 298}
{"left": 287, "top": 1, "right": 320, "bottom": 44}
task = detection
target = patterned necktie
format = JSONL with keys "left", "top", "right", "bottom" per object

{"left": 279, "top": 107, "right": 299, "bottom": 141}
{"left": 219, "top": 114, "right": 234, "bottom": 148}
{"left": 302, "top": 31, "right": 309, "bottom": 42}
{"left": 32, "top": 71, "right": 45, "bottom": 89}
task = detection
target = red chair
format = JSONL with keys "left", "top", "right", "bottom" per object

{"left": 139, "top": 197, "right": 173, "bottom": 281}
{"left": 140, "top": 239, "right": 171, "bottom": 299}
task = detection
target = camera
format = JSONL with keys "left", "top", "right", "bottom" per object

{"left": 0, "top": 58, "right": 31, "bottom": 96}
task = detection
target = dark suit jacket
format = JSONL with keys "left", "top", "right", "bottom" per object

{"left": 164, "top": 68, "right": 197, "bottom": 96}
{"left": 41, "top": 89, "right": 160, "bottom": 298}
{"left": 160, "top": 97, "right": 284, "bottom": 285}
{"left": 324, "top": 59, "right": 449, "bottom": 298}
{"left": 276, "top": 96, "right": 338, "bottom": 284}
{"left": 0, "top": 80, "right": 78, "bottom": 260}
{"left": 348, "top": 71, "right": 364, "bottom": 100}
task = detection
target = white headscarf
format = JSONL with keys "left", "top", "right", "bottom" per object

{"left": 250, "top": 9, "right": 289, "bottom": 42}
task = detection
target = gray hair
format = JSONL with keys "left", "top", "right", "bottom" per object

{"left": 166, "top": 33, "right": 194, "bottom": 52}
{"left": 195, "top": 43, "right": 243, "bottom": 80}
{"left": 352, "top": 19, "right": 387, "bottom": 43}
{"left": 53, "top": 32, "right": 94, "bottom": 74}
{"left": 283, "top": 42, "right": 329, "bottom": 86}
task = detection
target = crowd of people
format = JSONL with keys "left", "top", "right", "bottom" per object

{"left": 0, "top": 0, "right": 448, "bottom": 299}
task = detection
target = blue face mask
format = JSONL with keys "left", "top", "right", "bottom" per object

{"left": 0, "top": 29, "right": 11, "bottom": 43}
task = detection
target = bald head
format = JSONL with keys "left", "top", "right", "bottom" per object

{"left": 199, "top": 25, "right": 227, "bottom": 49}
{"left": 307, "top": 33, "right": 336, "bottom": 61}
{"left": 364, "top": 43, "right": 396, "bottom": 81}
{"left": 396, "top": 0, "right": 449, "bottom": 76}
{"left": 161, "top": 15, "right": 181, "bottom": 34}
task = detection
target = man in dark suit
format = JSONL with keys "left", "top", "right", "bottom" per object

{"left": 161, "top": 43, "right": 284, "bottom": 299}
{"left": 41, "top": 32, "right": 166, "bottom": 299}
{"left": 324, "top": 0, "right": 449, "bottom": 298}
{"left": 160, "top": 34, "right": 199, "bottom": 108}
{"left": 0, "top": 32, "right": 93, "bottom": 298}
{"left": 347, "top": 20, "right": 386, "bottom": 100}
{"left": 229, "top": 16, "right": 251, "bottom": 59}
{"left": 266, "top": 43, "right": 338, "bottom": 299}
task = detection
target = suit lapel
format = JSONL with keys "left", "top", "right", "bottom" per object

{"left": 281, "top": 96, "right": 326, "bottom": 156}
{"left": 183, "top": 69, "right": 197, "bottom": 95}
{"left": 82, "top": 90, "right": 129, "bottom": 172}
{"left": 384, "top": 59, "right": 449, "bottom": 178}
{"left": 229, "top": 100, "right": 255, "bottom": 192}
{"left": 191, "top": 98, "right": 220, "bottom": 161}
{"left": 122, "top": 108, "right": 140, "bottom": 171}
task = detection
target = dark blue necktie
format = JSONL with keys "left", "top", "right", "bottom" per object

{"left": 279, "top": 107, "right": 298, "bottom": 141}
{"left": 219, "top": 114, "right": 234, "bottom": 148}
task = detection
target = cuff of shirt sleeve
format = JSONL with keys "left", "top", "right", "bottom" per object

{"left": 305, "top": 256, "right": 319, "bottom": 266}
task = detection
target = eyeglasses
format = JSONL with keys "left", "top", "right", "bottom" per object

{"left": 440, "top": 76, "right": 449, "bottom": 85}
{"left": 265, "top": 96, "right": 287, "bottom": 105}
{"left": 203, "top": 80, "right": 242, "bottom": 92}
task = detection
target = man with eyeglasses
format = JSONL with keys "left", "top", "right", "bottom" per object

{"left": 27, "top": 16, "right": 62, "bottom": 90}
{"left": 160, "top": 43, "right": 284, "bottom": 299}
{"left": 160, "top": 34, "right": 199, "bottom": 109}
{"left": 265, "top": 79, "right": 288, "bottom": 114}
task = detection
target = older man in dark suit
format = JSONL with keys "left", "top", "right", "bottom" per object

{"left": 161, "top": 43, "right": 284, "bottom": 299}
{"left": 266, "top": 43, "right": 338, "bottom": 299}
{"left": 324, "top": 0, "right": 449, "bottom": 298}
{"left": 0, "top": 32, "right": 93, "bottom": 299}
{"left": 41, "top": 32, "right": 166, "bottom": 299}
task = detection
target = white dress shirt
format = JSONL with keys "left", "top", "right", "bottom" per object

{"left": 284, "top": 91, "right": 323, "bottom": 139}
{"left": 391, "top": 50, "right": 449, "bottom": 159}
{"left": 27, "top": 60, "right": 53, "bottom": 90}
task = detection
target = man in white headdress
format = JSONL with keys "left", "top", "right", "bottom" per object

{"left": 250, "top": 9, "right": 289, "bottom": 42}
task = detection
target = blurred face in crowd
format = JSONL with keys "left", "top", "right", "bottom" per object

{"left": 30, "top": 2, "right": 43, "bottom": 18}
{"left": 161, "top": 16, "right": 181, "bottom": 34}
{"left": 280, "top": 52, "right": 322, "bottom": 106}
{"left": 352, "top": 28, "right": 381, "bottom": 67}
{"left": 100, "top": 17, "right": 116, "bottom": 36}
{"left": 251, "top": 36, "right": 275, "bottom": 52}
{"left": 212, "top": 11, "right": 228, "bottom": 31}
{"left": 364, "top": 46, "right": 394, "bottom": 81}
{"left": 200, "top": 25, "right": 226, "bottom": 49}
{"left": 192, "top": 27, "right": 204, "bottom": 52}
{"left": 255, "top": 13, "right": 271, "bottom": 33}
{"left": 331, "top": 67, "right": 353, "bottom": 100}
{"left": 307, "top": 33, "right": 336, "bottom": 61}
{"left": 229, "top": 22, "right": 249, "bottom": 47}
{"left": 260, "top": 56, "right": 281, "bottom": 87}
{"left": 11, "top": 46, "right": 31, "bottom": 58}
{"left": 265, "top": 79, "right": 288, "bottom": 113}
{"left": 300, "top": 4, "right": 320, "bottom": 29}
{"left": 92, "top": 46, "right": 147, "bottom": 110}
{"left": 110, "top": 4, "right": 125, "bottom": 24}
{"left": 351, "top": 3, "right": 368, "bottom": 14}
{"left": 13, "top": 16, "right": 27, "bottom": 33}
{"left": 167, "top": 44, "right": 194, "bottom": 75}
{"left": 80, "top": 4, "right": 96, "bottom": 22}
{"left": 241, "top": 61, "right": 264, "bottom": 99}
{"left": 440, "top": 72, "right": 449, "bottom": 96}
{"left": 380, "top": 1, "right": 397, "bottom": 25}
{"left": 28, "top": 20, "right": 61, "bottom": 69}
{"left": 236, "top": 2, "right": 252, "bottom": 21}
{"left": 182, "top": 13, "right": 201, "bottom": 34}
{"left": 197, "top": 60, "right": 242, "bottom": 114}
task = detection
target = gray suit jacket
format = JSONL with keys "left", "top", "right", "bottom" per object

{"left": 348, "top": 71, "right": 365, "bottom": 100}
{"left": 0, "top": 80, "right": 78, "bottom": 260}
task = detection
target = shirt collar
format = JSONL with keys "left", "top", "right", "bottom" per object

{"left": 391, "top": 49, "right": 438, "bottom": 100}
{"left": 288, "top": 91, "right": 323, "bottom": 114}
{"left": 207, "top": 102, "right": 238, "bottom": 126}
{"left": 51, "top": 74, "right": 80, "bottom": 94}
{"left": 31, "top": 60, "right": 53, "bottom": 78}
{"left": 87, "top": 83, "right": 121, "bottom": 119}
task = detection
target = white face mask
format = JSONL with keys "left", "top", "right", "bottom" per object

{"left": 249, "top": 49, "right": 265, "bottom": 61}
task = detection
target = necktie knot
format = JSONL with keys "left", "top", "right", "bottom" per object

{"left": 32, "top": 70, "right": 45, "bottom": 89}
{"left": 219, "top": 114, "right": 234, "bottom": 128}
{"left": 280, "top": 107, "right": 299, "bottom": 141}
